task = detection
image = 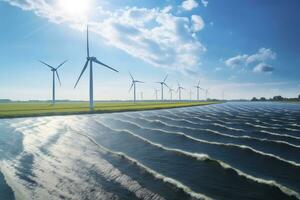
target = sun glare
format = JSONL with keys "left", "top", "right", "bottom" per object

{"left": 57, "top": 0, "right": 90, "bottom": 19}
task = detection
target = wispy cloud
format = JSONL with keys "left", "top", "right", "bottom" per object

{"left": 3, "top": 0, "right": 206, "bottom": 72}
{"left": 253, "top": 63, "right": 274, "bottom": 73}
{"left": 181, "top": 0, "right": 199, "bottom": 11}
{"left": 201, "top": 0, "right": 209, "bottom": 7}
{"left": 225, "top": 48, "right": 276, "bottom": 73}
{"left": 181, "top": 0, "right": 208, "bottom": 11}
{"left": 191, "top": 15, "right": 205, "bottom": 32}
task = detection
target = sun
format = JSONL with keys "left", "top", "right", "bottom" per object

{"left": 57, "top": 0, "right": 90, "bottom": 19}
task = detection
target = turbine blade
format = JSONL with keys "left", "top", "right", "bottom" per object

{"left": 164, "top": 83, "right": 169, "bottom": 89}
{"left": 56, "top": 60, "right": 68, "bottom": 70}
{"left": 197, "top": 80, "right": 200, "bottom": 86}
{"left": 56, "top": 71, "right": 62, "bottom": 86}
{"left": 87, "top": 25, "right": 90, "bottom": 58}
{"left": 136, "top": 80, "right": 144, "bottom": 83}
{"left": 163, "top": 74, "right": 168, "bottom": 83}
{"left": 129, "top": 82, "right": 134, "bottom": 92}
{"left": 93, "top": 58, "right": 119, "bottom": 72}
{"left": 39, "top": 60, "right": 54, "bottom": 69}
{"left": 129, "top": 72, "right": 134, "bottom": 81}
{"left": 74, "top": 60, "right": 89, "bottom": 88}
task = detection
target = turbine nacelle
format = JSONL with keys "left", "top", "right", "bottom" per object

{"left": 88, "top": 56, "right": 97, "bottom": 61}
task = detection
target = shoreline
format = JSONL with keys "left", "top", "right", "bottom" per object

{"left": 0, "top": 102, "right": 221, "bottom": 119}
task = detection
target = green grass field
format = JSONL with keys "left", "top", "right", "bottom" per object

{"left": 0, "top": 101, "right": 220, "bottom": 119}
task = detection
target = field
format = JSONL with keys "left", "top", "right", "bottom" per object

{"left": 0, "top": 101, "right": 219, "bottom": 118}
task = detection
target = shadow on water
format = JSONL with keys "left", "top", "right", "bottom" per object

{"left": 0, "top": 121, "right": 25, "bottom": 200}
{"left": 0, "top": 172, "right": 15, "bottom": 200}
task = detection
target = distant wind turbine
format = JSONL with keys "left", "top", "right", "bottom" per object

{"left": 205, "top": 88, "right": 209, "bottom": 100}
{"left": 129, "top": 72, "right": 144, "bottom": 102}
{"left": 168, "top": 86, "right": 175, "bottom": 101}
{"left": 194, "top": 80, "right": 204, "bottom": 101}
{"left": 189, "top": 88, "right": 193, "bottom": 101}
{"left": 154, "top": 88, "right": 159, "bottom": 101}
{"left": 177, "top": 82, "right": 185, "bottom": 101}
{"left": 156, "top": 75, "right": 169, "bottom": 101}
{"left": 74, "top": 25, "right": 119, "bottom": 111}
{"left": 39, "top": 60, "right": 67, "bottom": 105}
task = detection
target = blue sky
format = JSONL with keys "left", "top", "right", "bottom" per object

{"left": 0, "top": 0, "right": 299, "bottom": 100}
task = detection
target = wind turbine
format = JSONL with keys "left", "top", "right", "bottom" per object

{"left": 129, "top": 72, "right": 144, "bottom": 102}
{"left": 194, "top": 80, "right": 203, "bottom": 101}
{"left": 177, "top": 82, "right": 185, "bottom": 101}
{"left": 74, "top": 25, "right": 119, "bottom": 111}
{"left": 154, "top": 88, "right": 159, "bottom": 101}
{"left": 189, "top": 88, "right": 193, "bottom": 101}
{"left": 169, "top": 86, "right": 175, "bottom": 101}
{"left": 156, "top": 75, "right": 169, "bottom": 101}
{"left": 205, "top": 88, "right": 209, "bottom": 100}
{"left": 39, "top": 60, "right": 67, "bottom": 105}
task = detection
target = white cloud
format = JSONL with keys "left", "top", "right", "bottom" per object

{"left": 225, "top": 48, "right": 276, "bottom": 73}
{"left": 214, "top": 67, "right": 222, "bottom": 72}
{"left": 225, "top": 54, "right": 248, "bottom": 68}
{"left": 4, "top": 0, "right": 206, "bottom": 72}
{"left": 201, "top": 0, "right": 209, "bottom": 7}
{"left": 253, "top": 63, "right": 274, "bottom": 73}
{"left": 246, "top": 48, "right": 276, "bottom": 65}
{"left": 191, "top": 15, "right": 205, "bottom": 32}
{"left": 181, "top": 0, "right": 199, "bottom": 11}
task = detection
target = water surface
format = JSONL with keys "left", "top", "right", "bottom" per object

{"left": 0, "top": 102, "right": 299, "bottom": 200}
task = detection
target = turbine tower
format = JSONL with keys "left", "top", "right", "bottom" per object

{"left": 154, "top": 88, "right": 159, "bottom": 101}
{"left": 194, "top": 80, "right": 203, "bottom": 101}
{"left": 177, "top": 82, "right": 184, "bottom": 101}
{"left": 205, "top": 88, "right": 209, "bottom": 100}
{"left": 74, "top": 25, "right": 119, "bottom": 111}
{"left": 189, "top": 88, "right": 193, "bottom": 101}
{"left": 39, "top": 60, "right": 67, "bottom": 105}
{"left": 156, "top": 75, "right": 168, "bottom": 101}
{"left": 168, "top": 86, "right": 175, "bottom": 101}
{"left": 129, "top": 72, "right": 144, "bottom": 102}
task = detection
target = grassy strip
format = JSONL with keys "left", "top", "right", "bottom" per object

{"left": 0, "top": 101, "right": 220, "bottom": 119}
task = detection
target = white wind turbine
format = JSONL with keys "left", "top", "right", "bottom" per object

{"left": 205, "top": 88, "right": 210, "bottom": 100}
{"left": 156, "top": 75, "right": 169, "bottom": 101}
{"left": 129, "top": 72, "right": 144, "bottom": 102}
{"left": 168, "top": 85, "right": 175, "bottom": 101}
{"left": 177, "top": 82, "right": 185, "bottom": 101}
{"left": 74, "top": 25, "right": 119, "bottom": 111}
{"left": 189, "top": 88, "right": 193, "bottom": 101}
{"left": 39, "top": 60, "right": 67, "bottom": 105}
{"left": 194, "top": 80, "right": 204, "bottom": 101}
{"left": 154, "top": 88, "right": 159, "bottom": 101}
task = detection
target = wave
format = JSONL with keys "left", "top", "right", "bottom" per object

{"left": 111, "top": 116, "right": 300, "bottom": 166}
{"left": 121, "top": 114, "right": 300, "bottom": 152}
{"left": 92, "top": 119, "right": 300, "bottom": 199}
{"left": 74, "top": 129, "right": 211, "bottom": 200}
